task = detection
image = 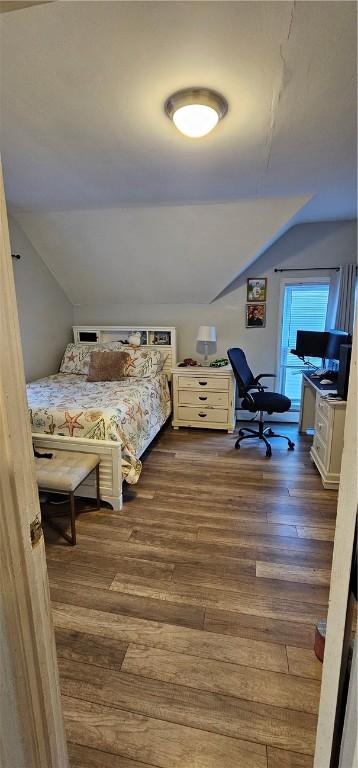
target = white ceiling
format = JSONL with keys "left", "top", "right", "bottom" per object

{"left": 1, "top": 1, "right": 356, "bottom": 305}
{"left": 1, "top": 0, "right": 356, "bottom": 219}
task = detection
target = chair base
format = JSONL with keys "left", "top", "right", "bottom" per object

{"left": 235, "top": 415, "right": 295, "bottom": 458}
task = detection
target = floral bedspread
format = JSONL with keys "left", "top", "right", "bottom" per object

{"left": 27, "top": 373, "right": 171, "bottom": 483}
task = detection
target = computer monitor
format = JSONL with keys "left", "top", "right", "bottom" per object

{"left": 325, "top": 330, "right": 351, "bottom": 361}
{"left": 294, "top": 331, "right": 328, "bottom": 359}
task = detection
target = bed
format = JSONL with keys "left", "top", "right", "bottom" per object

{"left": 30, "top": 326, "right": 176, "bottom": 510}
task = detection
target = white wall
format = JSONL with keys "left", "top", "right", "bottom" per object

{"left": 10, "top": 217, "right": 73, "bottom": 382}
{"left": 74, "top": 220, "right": 357, "bottom": 375}
{"left": 11, "top": 217, "right": 355, "bottom": 383}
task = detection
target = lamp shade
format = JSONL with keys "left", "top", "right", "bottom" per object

{"left": 197, "top": 325, "right": 217, "bottom": 343}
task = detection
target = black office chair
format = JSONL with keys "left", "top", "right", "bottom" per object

{"left": 227, "top": 348, "right": 295, "bottom": 457}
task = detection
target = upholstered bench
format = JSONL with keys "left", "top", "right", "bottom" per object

{"left": 35, "top": 450, "right": 100, "bottom": 545}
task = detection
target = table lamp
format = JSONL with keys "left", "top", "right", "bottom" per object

{"left": 197, "top": 325, "right": 217, "bottom": 366}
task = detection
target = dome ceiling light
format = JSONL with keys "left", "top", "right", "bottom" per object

{"left": 165, "top": 87, "right": 228, "bottom": 138}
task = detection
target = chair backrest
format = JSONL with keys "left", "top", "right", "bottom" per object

{"left": 227, "top": 348, "right": 255, "bottom": 396}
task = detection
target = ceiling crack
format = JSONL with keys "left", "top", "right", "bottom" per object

{"left": 286, "top": 0, "right": 296, "bottom": 42}
{"left": 259, "top": 0, "right": 296, "bottom": 191}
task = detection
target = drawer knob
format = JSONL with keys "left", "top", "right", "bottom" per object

{"left": 198, "top": 381, "right": 208, "bottom": 386}
{"left": 199, "top": 396, "right": 207, "bottom": 401}
{"left": 198, "top": 412, "right": 208, "bottom": 417}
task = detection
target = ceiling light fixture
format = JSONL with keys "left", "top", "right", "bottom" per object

{"left": 165, "top": 87, "right": 228, "bottom": 138}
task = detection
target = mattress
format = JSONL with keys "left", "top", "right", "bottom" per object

{"left": 27, "top": 372, "right": 171, "bottom": 483}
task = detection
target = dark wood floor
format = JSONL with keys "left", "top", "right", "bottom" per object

{"left": 45, "top": 423, "right": 338, "bottom": 768}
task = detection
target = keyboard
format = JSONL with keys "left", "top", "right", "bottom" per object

{"left": 311, "top": 369, "right": 337, "bottom": 381}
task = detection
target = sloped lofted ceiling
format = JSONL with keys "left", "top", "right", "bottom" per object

{"left": 14, "top": 197, "right": 308, "bottom": 304}
{"left": 1, "top": 1, "right": 357, "bottom": 304}
{"left": 0, "top": 1, "right": 51, "bottom": 13}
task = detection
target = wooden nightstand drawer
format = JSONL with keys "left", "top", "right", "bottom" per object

{"left": 177, "top": 406, "right": 229, "bottom": 424}
{"left": 178, "top": 375, "right": 230, "bottom": 391}
{"left": 178, "top": 390, "right": 229, "bottom": 407}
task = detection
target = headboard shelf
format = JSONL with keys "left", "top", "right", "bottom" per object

{"left": 72, "top": 326, "right": 177, "bottom": 378}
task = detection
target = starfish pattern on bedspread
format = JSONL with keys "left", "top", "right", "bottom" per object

{"left": 58, "top": 411, "right": 84, "bottom": 437}
{"left": 27, "top": 372, "right": 171, "bottom": 483}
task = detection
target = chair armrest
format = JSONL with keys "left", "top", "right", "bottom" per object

{"left": 254, "top": 373, "right": 276, "bottom": 383}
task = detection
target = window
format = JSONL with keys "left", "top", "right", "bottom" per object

{"left": 278, "top": 281, "right": 330, "bottom": 409}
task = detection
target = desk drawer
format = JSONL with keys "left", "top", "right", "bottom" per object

{"left": 177, "top": 406, "right": 228, "bottom": 424}
{"left": 317, "top": 397, "right": 332, "bottom": 423}
{"left": 178, "top": 375, "right": 229, "bottom": 392}
{"left": 312, "top": 433, "right": 327, "bottom": 466}
{"left": 315, "top": 415, "right": 329, "bottom": 445}
{"left": 178, "top": 390, "right": 229, "bottom": 407}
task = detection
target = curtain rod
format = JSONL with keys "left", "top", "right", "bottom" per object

{"left": 274, "top": 267, "right": 340, "bottom": 273}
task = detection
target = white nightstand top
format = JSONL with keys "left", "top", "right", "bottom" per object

{"left": 172, "top": 365, "right": 233, "bottom": 375}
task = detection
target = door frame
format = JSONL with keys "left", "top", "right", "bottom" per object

{"left": 0, "top": 161, "right": 68, "bottom": 767}
{"left": 314, "top": 318, "right": 357, "bottom": 767}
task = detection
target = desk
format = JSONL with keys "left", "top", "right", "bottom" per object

{"left": 299, "top": 374, "right": 347, "bottom": 488}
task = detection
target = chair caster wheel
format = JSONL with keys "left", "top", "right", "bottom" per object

{"left": 238, "top": 429, "right": 244, "bottom": 437}
{"left": 266, "top": 448, "right": 272, "bottom": 458}
{"left": 288, "top": 441, "right": 295, "bottom": 450}
{"left": 266, "top": 428, "right": 274, "bottom": 437}
{"left": 235, "top": 441, "right": 240, "bottom": 450}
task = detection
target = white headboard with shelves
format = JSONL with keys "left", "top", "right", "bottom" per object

{"left": 73, "top": 326, "right": 177, "bottom": 378}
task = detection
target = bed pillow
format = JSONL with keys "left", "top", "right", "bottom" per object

{"left": 87, "top": 350, "right": 131, "bottom": 382}
{"left": 125, "top": 347, "right": 166, "bottom": 377}
{"left": 60, "top": 342, "right": 166, "bottom": 377}
{"left": 60, "top": 342, "right": 124, "bottom": 375}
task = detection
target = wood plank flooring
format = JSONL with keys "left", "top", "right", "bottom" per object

{"left": 44, "top": 423, "right": 338, "bottom": 768}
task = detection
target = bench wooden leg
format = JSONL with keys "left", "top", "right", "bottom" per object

{"left": 70, "top": 491, "right": 76, "bottom": 546}
{"left": 41, "top": 499, "right": 76, "bottom": 547}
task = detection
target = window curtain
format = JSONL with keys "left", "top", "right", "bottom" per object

{"left": 325, "top": 269, "right": 340, "bottom": 330}
{"left": 326, "top": 264, "right": 357, "bottom": 334}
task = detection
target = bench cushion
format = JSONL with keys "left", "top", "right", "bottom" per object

{"left": 35, "top": 450, "right": 99, "bottom": 492}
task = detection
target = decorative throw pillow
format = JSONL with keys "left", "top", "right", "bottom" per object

{"left": 87, "top": 351, "right": 131, "bottom": 382}
{"left": 124, "top": 348, "right": 166, "bottom": 377}
{"left": 60, "top": 342, "right": 124, "bottom": 375}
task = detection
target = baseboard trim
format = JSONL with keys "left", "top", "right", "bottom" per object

{"left": 236, "top": 409, "right": 299, "bottom": 424}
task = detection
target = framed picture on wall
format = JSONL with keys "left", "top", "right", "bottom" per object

{"left": 247, "top": 278, "right": 267, "bottom": 302}
{"left": 246, "top": 303, "right": 266, "bottom": 328}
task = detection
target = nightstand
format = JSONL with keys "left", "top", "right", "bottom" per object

{"left": 171, "top": 366, "right": 236, "bottom": 433}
